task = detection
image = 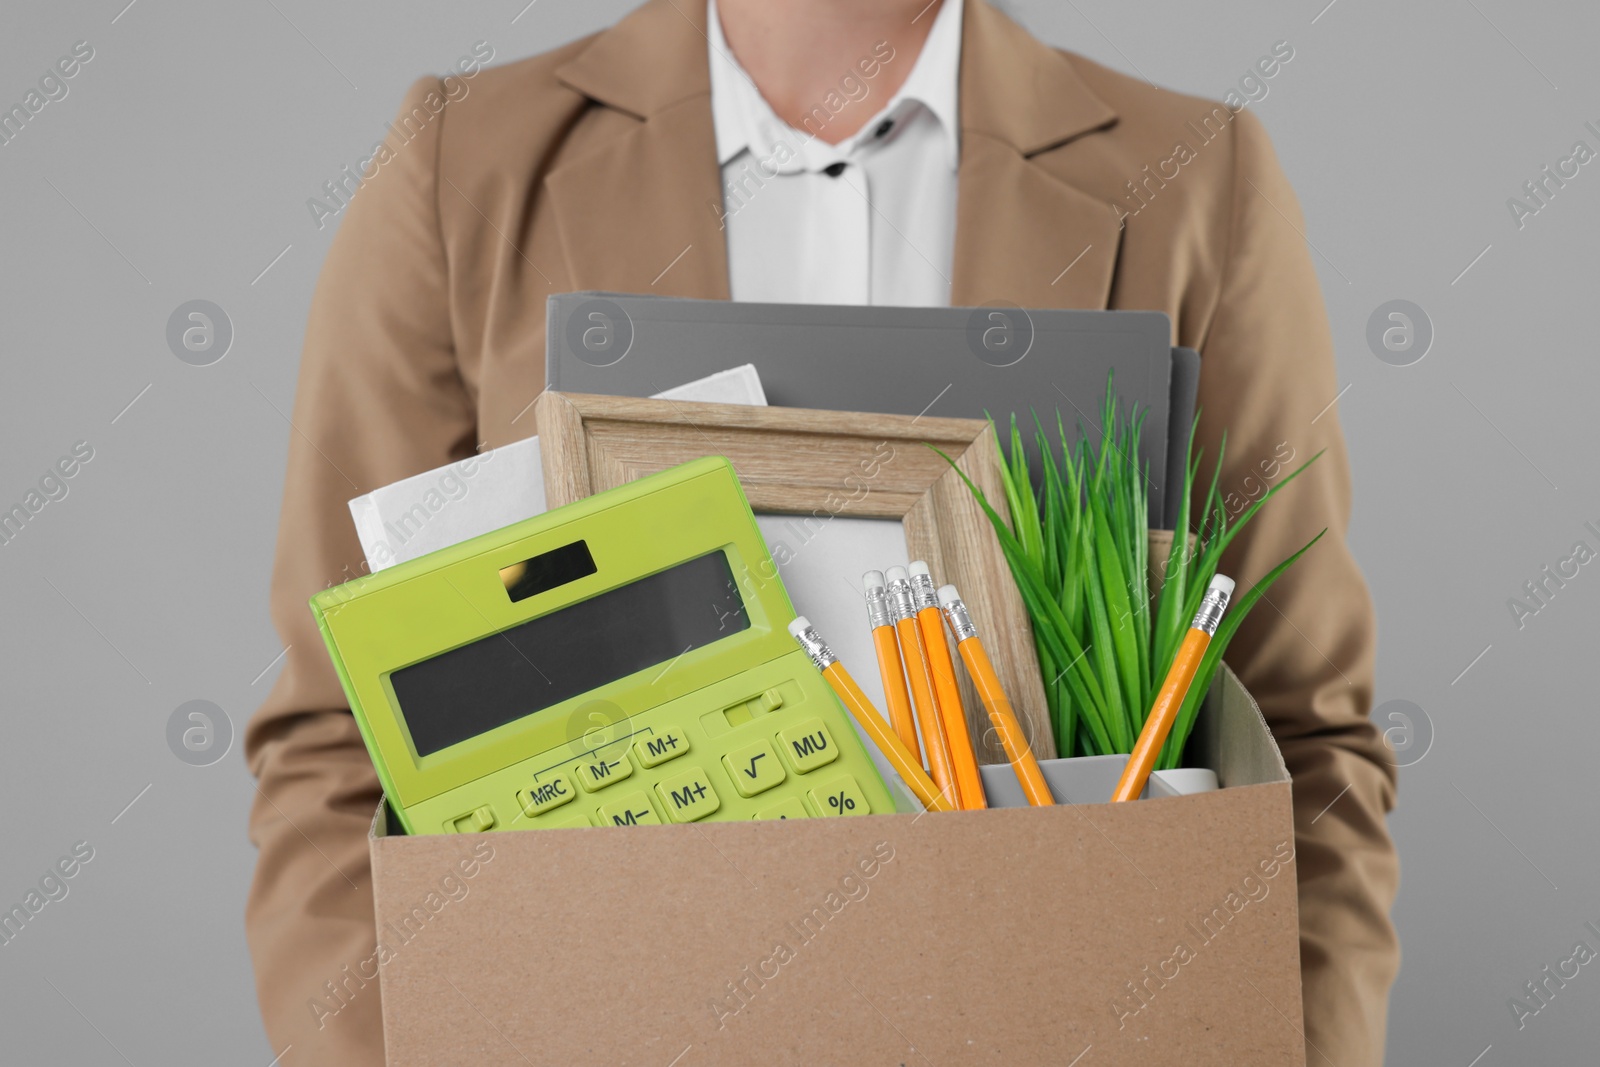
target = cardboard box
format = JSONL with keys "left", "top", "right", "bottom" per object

{"left": 369, "top": 665, "right": 1304, "bottom": 1065}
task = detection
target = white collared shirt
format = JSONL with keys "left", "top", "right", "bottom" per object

{"left": 707, "top": 0, "right": 962, "bottom": 307}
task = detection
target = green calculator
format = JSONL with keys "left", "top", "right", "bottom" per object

{"left": 311, "top": 456, "right": 893, "bottom": 835}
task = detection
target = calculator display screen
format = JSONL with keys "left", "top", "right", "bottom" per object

{"left": 391, "top": 551, "right": 749, "bottom": 756}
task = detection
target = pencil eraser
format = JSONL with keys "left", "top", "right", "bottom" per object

{"left": 1209, "top": 574, "right": 1236, "bottom": 598}
{"left": 908, "top": 560, "right": 931, "bottom": 579}
{"left": 862, "top": 570, "right": 886, "bottom": 592}
{"left": 787, "top": 617, "right": 811, "bottom": 638}
{"left": 937, "top": 584, "right": 961, "bottom": 607}
{"left": 885, "top": 565, "right": 910, "bottom": 584}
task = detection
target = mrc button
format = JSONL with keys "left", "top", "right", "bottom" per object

{"left": 518, "top": 773, "right": 576, "bottom": 818}
{"left": 777, "top": 718, "right": 839, "bottom": 774}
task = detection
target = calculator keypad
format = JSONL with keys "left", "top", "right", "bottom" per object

{"left": 437, "top": 668, "right": 887, "bottom": 834}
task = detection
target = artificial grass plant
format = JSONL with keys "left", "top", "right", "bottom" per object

{"left": 938, "top": 375, "right": 1326, "bottom": 769}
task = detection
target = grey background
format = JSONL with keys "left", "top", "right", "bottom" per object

{"left": 0, "top": 0, "right": 1593, "bottom": 1063}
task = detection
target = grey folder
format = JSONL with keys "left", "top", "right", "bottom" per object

{"left": 546, "top": 293, "right": 1197, "bottom": 527}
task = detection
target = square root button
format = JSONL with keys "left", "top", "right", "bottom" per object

{"left": 722, "top": 739, "right": 786, "bottom": 797}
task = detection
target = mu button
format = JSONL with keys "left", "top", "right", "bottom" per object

{"left": 777, "top": 718, "right": 838, "bottom": 775}
{"left": 654, "top": 767, "right": 722, "bottom": 823}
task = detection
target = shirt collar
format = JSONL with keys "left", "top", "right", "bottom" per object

{"left": 707, "top": 0, "right": 963, "bottom": 172}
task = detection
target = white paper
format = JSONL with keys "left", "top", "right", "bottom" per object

{"left": 756, "top": 513, "right": 923, "bottom": 812}
{"left": 350, "top": 364, "right": 768, "bottom": 571}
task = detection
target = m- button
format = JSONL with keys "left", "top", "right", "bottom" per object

{"left": 598, "top": 791, "right": 660, "bottom": 826}
{"left": 576, "top": 755, "right": 634, "bottom": 792}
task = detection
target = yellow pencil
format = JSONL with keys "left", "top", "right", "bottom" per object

{"left": 862, "top": 571, "right": 922, "bottom": 764}
{"left": 1111, "top": 575, "right": 1234, "bottom": 803}
{"left": 787, "top": 617, "right": 955, "bottom": 814}
{"left": 886, "top": 566, "right": 960, "bottom": 809}
{"left": 938, "top": 584, "right": 1054, "bottom": 807}
{"left": 910, "top": 562, "right": 986, "bottom": 810}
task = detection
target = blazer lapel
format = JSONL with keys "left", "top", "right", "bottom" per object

{"left": 950, "top": 0, "right": 1124, "bottom": 311}
{"left": 547, "top": 0, "right": 1123, "bottom": 310}
{"left": 547, "top": 0, "right": 729, "bottom": 301}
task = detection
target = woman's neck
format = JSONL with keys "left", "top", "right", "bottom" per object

{"left": 714, "top": 0, "right": 944, "bottom": 144}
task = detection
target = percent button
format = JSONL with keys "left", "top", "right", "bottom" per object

{"left": 808, "top": 775, "right": 871, "bottom": 818}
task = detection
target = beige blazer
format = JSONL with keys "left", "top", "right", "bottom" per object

{"left": 246, "top": 2, "right": 1400, "bottom": 1063}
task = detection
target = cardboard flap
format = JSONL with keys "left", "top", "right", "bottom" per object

{"left": 1198, "top": 664, "right": 1292, "bottom": 789}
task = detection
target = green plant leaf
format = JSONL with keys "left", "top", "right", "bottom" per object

{"left": 937, "top": 372, "right": 1325, "bottom": 767}
{"left": 1156, "top": 529, "right": 1328, "bottom": 769}
{"left": 1091, "top": 503, "right": 1142, "bottom": 742}
{"left": 930, "top": 444, "right": 1119, "bottom": 753}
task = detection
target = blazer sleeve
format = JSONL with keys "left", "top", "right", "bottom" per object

{"left": 244, "top": 76, "right": 475, "bottom": 1066}
{"left": 1193, "top": 108, "right": 1400, "bottom": 1067}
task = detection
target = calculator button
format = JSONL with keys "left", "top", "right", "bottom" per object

{"left": 654, "top": 767, "right": 722, "bottom": 823}
{"left": 722, "top": 739, "right": 786, "bottom": 797}
{"left": 598, "top": 791, "right": 660, "bottom": 826}
{"left": 753, "top": 797, "right": 808, "bottom": 821}
{"left": 634, "top": 729, "right": 690, "bottom": 768}
{"left": 777, "top": 718, "right": 839, "bottom": 774}
{"left": 541, "top": 811, "right": 592, "bottom": 829}
{"left": 517, "top": 774, "right": 576, "bottom": 818}
{"left": 575, "top": 755, "right": 634, "bottom": 792}
{"left": 447, "top": 805, "right": 496, "bottom": 833}
{"left": 808, "top": 775, "right": 871, "bottom": 817}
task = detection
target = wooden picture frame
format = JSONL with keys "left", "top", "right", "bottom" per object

{"left": 533, "top": 391, "right": 1053, "bottom": 763}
